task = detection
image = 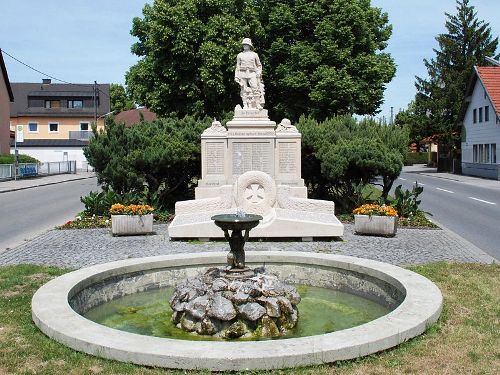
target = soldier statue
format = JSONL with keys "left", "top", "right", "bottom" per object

{"left": 235, "top": 38, "right": 265, "bottom": 110}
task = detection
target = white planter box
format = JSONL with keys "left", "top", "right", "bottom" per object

{"left": 354, "top": 215, "right": 398, "bottom": 236}
{"left": 111, "top": 214, "right": 154, "bottom": 236}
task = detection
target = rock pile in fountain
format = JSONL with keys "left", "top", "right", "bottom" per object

{"left": 169, "top": 267, "right": 300, "bottom": 339}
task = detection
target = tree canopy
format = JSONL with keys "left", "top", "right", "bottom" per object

{"left": 394, "top": 101, "right": 428, "bottom": 152}
{"left": 109, "top": 83, "right": 135, "bottom": 113}
{"left": 414, "top": 0, "right": 499, "bottom": 154}
{"left": 126, "top": 0, "right": 396, "bottom": 122}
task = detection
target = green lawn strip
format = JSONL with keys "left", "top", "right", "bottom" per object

{"left": 0, "top": 263, "right": 498, "bottom": 374}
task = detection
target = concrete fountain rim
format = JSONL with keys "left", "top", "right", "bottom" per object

{"left": 32, "top": 251, "right": 443, "bottom": 371}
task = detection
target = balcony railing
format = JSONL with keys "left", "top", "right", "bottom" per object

{"left": 69, "top": 131, "right": 93, "bottom": 140}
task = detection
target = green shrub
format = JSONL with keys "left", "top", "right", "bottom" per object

{"left": 80, "top": 190, "right": 148, "bottom": 217}
{"left": 298, "top": 116, "right": 409, "bottom": 213}
{"left": 390, "top": 183, "right": 424, "bottom": 218}
{"left": 0, "top": 154, "right": 39, "bottom": 164}
{"left": 84, "top": 116, "right": 210, "bottom": 210}
{"left": 405, "top": 152, "right": 428, "bottom": 166}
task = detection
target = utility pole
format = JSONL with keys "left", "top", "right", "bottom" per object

{"left": 390, "top": 106, "right": 394, "bottom": 125}
{"left": 93, "top": 80, "right": 98, "bottom": 125}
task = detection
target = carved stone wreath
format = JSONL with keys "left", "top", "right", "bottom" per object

{"left": 234, "top": 171, "right": 276, "bottom": 215}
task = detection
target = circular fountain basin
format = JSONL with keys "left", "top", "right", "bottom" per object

{"left": 32, "top": 252, "right": 442, "bottom": 371}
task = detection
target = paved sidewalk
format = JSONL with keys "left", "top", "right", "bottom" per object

{"left": 403, "top": 164, "right": 500, "bottom": 189}
{"left": 0, "top": 223, "right": 494, "bottom": 269}
{"left": 0, "top": 172, "right": 96, "bottom": 193}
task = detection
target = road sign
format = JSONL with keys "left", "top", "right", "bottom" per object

{"left": 16, "top": 125, "right": 24, "bottom": 143}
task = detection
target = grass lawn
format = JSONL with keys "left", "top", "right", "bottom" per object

{"left": 0, "top": 263, "right": 498, "bottom": 374}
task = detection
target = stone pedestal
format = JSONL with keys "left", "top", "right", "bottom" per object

{"left": 169, "top": 108, "right": 344, "bottom": 239}
{"left": 197, "top": 107, "right": 306, "bottom": 199}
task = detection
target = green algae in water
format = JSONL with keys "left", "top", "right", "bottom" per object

{"left": 83, "top": 285, "right": 390, "bottom": 341}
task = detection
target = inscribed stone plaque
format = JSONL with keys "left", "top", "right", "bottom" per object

{"left": 205, "top": 142, "right": 225, "bottom": 175}
{"left": 232, "top": 142, "right": 272, "bottom": 175}
{"left": 278, "top": 142, "right": 297, "bottom": 174}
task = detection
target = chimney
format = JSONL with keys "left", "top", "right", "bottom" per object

{"left": 42, "top": 78, "right": 51, "bottom": 84}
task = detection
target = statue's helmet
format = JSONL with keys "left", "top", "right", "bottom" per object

{"left": 242, "top": 38, "right": 253, "bottom": 47}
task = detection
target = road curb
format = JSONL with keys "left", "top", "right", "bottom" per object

{"left": 425, "top": 215, "right": 497, "bottom": 263}
{"left": 0, "top": 175, "right": 96, "bottom": 194}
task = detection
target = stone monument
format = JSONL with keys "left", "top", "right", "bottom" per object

{"left": 168, "top": 38, "right": 344, "bottom": 240}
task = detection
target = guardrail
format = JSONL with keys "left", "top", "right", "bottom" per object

{"left": 69, "top": 131, "right": 93, "bottom": 140}
{"left": 0, "top": 161, "right": 77, "bottom": 181}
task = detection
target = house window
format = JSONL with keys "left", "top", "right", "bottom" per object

{"left": 28, "top": 122, "right": 38, "bottom": 133}
{"left": 68, "top": 100, "right": 83, "bottom": 108}
{"left": 48, "top": 122, "right": 59, "bottom": 132}
{"left": 478, "top": 107, "right": 483, "bottom": 122}
{"left": 473, "top": 145, "right": 478, "bottom": 163}
{"left": 485, "top": 144, "right": 490, "bottom": 163}
{"left": 473, "top": 108, "right": 477, "bottom": 123}
{"left": 479, "top": 144, "right": 484, "bottom": 162}
{"left": 45, "top": 100, "right": 60, "bottom": 108}
{"left": 492, "top": 144, "right": 497, "bottom": 163}
{"left": 485, "top": 106, "right": 489, "bottom": 122}
{"left": 80, "top": 122, "right": 89, "bottom": 131}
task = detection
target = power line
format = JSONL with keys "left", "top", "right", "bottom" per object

{"left": 1, "top": 48, "right": 72, "bottom": 84}
{"left": 1, "top": 48, "right": 111, "bottom": 97}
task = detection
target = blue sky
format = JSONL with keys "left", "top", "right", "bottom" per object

{"left": 1, "top": 1, "right": 499, "bottom": 121}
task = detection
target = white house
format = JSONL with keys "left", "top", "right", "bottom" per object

{"left": 461, "top": 66, "right": 500, "bottom": 180}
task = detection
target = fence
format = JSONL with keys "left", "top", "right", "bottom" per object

{"left": 0, "top": 164, "right": 14, "bottom": 179}
{"left": 80, "top": 161, "right": 95, "bottom": 172}
{"left": 0, "top": 161, "right": 77, "bottom": 181}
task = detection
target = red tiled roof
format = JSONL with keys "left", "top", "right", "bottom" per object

{"left": 476, "top": 66, "right": 500, "bottom": 114}
{"left": 115, "top": 107, "right": 157, "bottom": 127}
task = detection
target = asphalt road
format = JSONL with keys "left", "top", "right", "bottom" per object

{"left": 0, "top": 178, "right": 98, "bottom": 252}
{"left": 393, "top": 171, "right": 500, "bottom": 261}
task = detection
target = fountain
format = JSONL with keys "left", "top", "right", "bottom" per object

{"left": 168, "top": 213, "right": 302, "bottom": 339}
{"left": 30, "top": 38, "right": 443, "bottom": 371}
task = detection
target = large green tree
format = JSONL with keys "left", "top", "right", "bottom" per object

{"left": 415, "top": 0, "right": 499, "bottom": 168}
{"left": 394, "top": 101, "right": 428, "bottom": 152}
{"left": 126, "top": 0, "right": 395, "bottom": 121}
{"left": 109, "top": 83, "right": 135, "bottom": 113}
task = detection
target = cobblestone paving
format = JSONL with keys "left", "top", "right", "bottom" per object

{"left": 0, "top": 224, "right": 494, "bottom": 269}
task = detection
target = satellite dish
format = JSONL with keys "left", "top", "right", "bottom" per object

{"left": 485, "top": 56, "right": 500, "bottom": 66}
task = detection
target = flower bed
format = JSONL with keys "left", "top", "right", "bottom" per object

{"left": 110, "top": 204, "right": 155, "bottom": 236}
{"left": 353, "top": 204, "right": 398, "bottom": 236}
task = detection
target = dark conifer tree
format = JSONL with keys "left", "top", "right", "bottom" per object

{"left": 415, "top": 0, "right": 498, "bottom": 170}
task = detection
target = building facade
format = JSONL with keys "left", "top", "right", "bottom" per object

{"left": 9, "top": 80, "right": 109, "bottom": 167}
{"left": 0, "top": 50, "right": 14, "bottom": 155}
{"left": 461, "top": 67, "right": 500, "bottom": 180}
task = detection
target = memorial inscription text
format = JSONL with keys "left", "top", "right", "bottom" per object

{"left": 205, "top": 142, "right": 225, "bottom": 175}
{"left": 278, "top": 142, "right": 297, "bottom": 174}
{"left": 232, "top": 142, "right": 272, "bottom": 175}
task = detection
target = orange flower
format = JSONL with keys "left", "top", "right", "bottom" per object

{"left": 109, "top": 204, "right": 154, "bottom": 216}
{"left": 353, "top": 204, "right": 398, "bottom": 217}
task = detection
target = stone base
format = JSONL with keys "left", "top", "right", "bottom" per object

{"left": 168, "top": 208, "right": 344, "bottom": 239}
{"left": 170, "top": 171, "right": 344, "bottom": 239}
